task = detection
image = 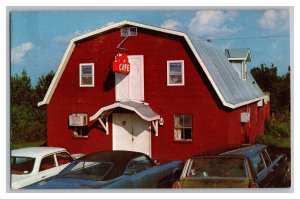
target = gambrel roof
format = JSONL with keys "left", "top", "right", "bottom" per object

{"left": 38, "top": 20, "right": 264, "bottom": 109}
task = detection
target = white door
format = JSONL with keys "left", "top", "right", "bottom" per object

{"left": 115, "top": 55, "right": 144, "bottom": 101}
{"left": 112, "top": 113, "right": 151, "bottom": 156}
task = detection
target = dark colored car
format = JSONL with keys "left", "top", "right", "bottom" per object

{"left": 25, "top": 150, "right": 183, "bottom": 189}
{"left": 173, "top": 144, "right": 290, "bottom": 188}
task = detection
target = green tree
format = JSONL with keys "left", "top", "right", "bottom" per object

{"left": 35, "top": 71, "right": 55, "bottom": 104}
{"left": 250, "top": 64, "right": 286, "bottom": 113}
{"left": 10, "top": 69, "right": 54, "bottom": 145}
{"left": 11, "top": 69, "right": 35, "bottom": 107}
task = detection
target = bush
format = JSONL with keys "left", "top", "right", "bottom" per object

{"left": 255, "top": 134, "right": 290, "bottom": 149}
{"left": 255, "top": 110, "right": 291, "bottom": 150}
{"left": 264, "top": 119, "right": 290, "bottom": 138}
{"left": 10, "top": 105, "right": 46, "bottom": 145}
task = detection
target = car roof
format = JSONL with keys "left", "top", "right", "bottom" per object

{"left": 78, "top": 150, "right": 149, "bottom": 180}
{"left": 11, "top": 147, "right": 67, "bottom": 158}
{"left": 220, "top": 144, "right": 267, "bottom": 158}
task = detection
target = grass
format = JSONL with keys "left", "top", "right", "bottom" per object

{"left": 11, "top": 141, "right": 46, "bottom": 150}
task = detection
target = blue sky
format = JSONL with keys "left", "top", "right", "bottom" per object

{"left": 10, "top": 9, "right": 291, "bottom": 86}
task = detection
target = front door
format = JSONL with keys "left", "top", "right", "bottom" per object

{"left": 112, "top": 113, "right": 151, "bottom": 156}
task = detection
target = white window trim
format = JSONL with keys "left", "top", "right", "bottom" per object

{"left": 241, "top": 61, "right": 247, "bottom": 81}
{"left": 79, "top": 63, "right": 95, "bottom": 87}
{"left": 167, "top": 60, "right": 185, "bottom": 86}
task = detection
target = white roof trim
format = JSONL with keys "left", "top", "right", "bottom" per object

{"left": 228, "top": 58, "right": 247, "bottom": 61}
{"left": 38, "top": 20, "right": 260, "bottom": 109}
{"left": 89, "top": 102, "right": 160, "bottom": 122}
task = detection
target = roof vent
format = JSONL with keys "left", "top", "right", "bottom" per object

{"left": 121, "top": 27, "right": 137, "bottom": 37}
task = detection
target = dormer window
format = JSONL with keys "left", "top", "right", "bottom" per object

{"left": 225, "top": 48, "right": 251, "bottom": 81}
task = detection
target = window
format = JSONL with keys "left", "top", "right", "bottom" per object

{"left": 39, "top": 155, "right": 56, "bottom": 172}
{"left": 60, "top": 161, "right": 114, "bottom": 180}
{"left": 124, "top": 156, "right": 153, "bottom": 175}
{"left": 56, "top": 152, "right": 74, "bottom": 166}
{"left": 251, "top": 153, "right": 267, "bottom": 175}
{"left": 167, "top": 60, "right": 184, "bottom": 86}
{"left": 80, "top": 63, "right": 94, "bottom": 87}
{"left": 11, "top": 157, "right": 35, "bottom": 174}
{"left": 174, "top": 114, "right": 192, "bottom": 141}
{"left": 121, "top": 27, "right": 137, "bottom": 37}
{"left": 72, "top": 126, "right": 89, "bottom": 138}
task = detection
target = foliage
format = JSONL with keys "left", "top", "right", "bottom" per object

{"left": 251, "top": 64, "right": 290, "bottom": 113}
{"left": 255, "top": 134, "right": 290, "bottom": 149}
{"left": 11, "top": 141, "right": 46, "bottom": 150}
{"left": 255, "top": 112, "right": 291, "bottom": 150}
{"left": 11, "top": 69, "right": 35, "bottom": 107}
{"left": 252, "top": 64, "right": 290, "bottom": 150}
{"left": 10, "top": 69, "right": 54, "bottom": 146}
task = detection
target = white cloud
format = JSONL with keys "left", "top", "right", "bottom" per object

{"left": 160, "top": 19, "right": 181, "bottom": 30}
{"left": 54, "top": 30, "right": 82, "bottom": 43}
{"left": 105, "top": 21, "right": 116, "bottom": 26}
{"left": 258, "top": 10, "right": 289, "bottom": 31}
{"left": 188, "top": 10, "right": 239, "bottom": 37}
{"left": 11, "top": 42, "right": 36, "bottom": 64}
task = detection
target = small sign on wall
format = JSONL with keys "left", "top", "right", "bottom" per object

{"left": 241, "top": 112, "right": 250, "bottom": 123}
{"left": 113, "top": 53, "right": 130, "bottom": 74}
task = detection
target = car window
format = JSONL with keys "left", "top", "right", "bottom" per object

{"left": 251, "top": 153, "right": 267, "bottom": 175}
{"left": 11, "top": 157, "right": 35, "bottom": 175}
{"left": 56, "top": 152, "right": 74, "bottom": 166}
{"left": 39, "top": 154, "right": 56, "bottom": 172}
{"left": 124, "top": 155, "right": 153, "bottom": 175}
{"left": 265, "top": 147, "right": 280, "bottom": 162}
{"left": 187, "top": 157, "right": 247, "bottom": 178}
{"left": 262, "top": 150, "right": 271, "bottom": 167}
{"left": 59, "top": 161, "right": 114, "bottom": 180}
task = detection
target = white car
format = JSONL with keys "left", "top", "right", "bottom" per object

{"left": 11, "top": 147, "right": 75, "bottom": 189}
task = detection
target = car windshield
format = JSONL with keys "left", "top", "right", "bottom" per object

{"left": 187, "top": 157, "right": 247, "bottom": 178}
{"left": 11, "top": 156, "right": 35, "bottom": 175}
{"left": 59, "top": 160, "right": 114, "bottom": 181}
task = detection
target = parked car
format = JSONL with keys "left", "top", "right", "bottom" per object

{"left": 25, "top": 150, "right": 183, "bottom": 189}
{"left": 11, "top": 147, "right": 75, "bottom": 189}
{"left": 173, "top": 144, "right": 289, "bottom": 188}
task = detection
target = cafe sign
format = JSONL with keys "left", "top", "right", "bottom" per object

{"left": 113, "top": 53, "right": 130, "bottom": 74}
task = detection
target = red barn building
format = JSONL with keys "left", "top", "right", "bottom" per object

{"left": 38, "top": 21, "right": 270, "bottom": 161}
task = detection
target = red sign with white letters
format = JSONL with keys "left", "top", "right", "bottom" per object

{"left": 113, "top": 53, "right": 130, "bottom": 74}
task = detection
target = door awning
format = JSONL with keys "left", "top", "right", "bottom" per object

{"left": 89, "top": 101, "right": 160, "bottom": 122}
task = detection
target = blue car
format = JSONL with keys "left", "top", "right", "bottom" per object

{"left": 25, "top": 150, "right": 183, "bottom": 189}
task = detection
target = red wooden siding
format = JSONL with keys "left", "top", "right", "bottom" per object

{"left": 47, "top": 27, "right": 269, "bottom": 161}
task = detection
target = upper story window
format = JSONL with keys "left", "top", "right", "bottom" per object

{"left": 80, "top": 63, "right": 94, "bottom": 87}
{"left": 174, "top": 114, "right": 192, "bottom": 141}
{"left": 167, "top": 60, "right": 185, "bottom": 86}
{"left": 121, "top": 27, "right": 137, "bottom": 37}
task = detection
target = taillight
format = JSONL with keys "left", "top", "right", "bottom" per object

{"left": 249, "top": 182, "right": 259, "bottom": 188}
{"left": 172, "top": 181, "right": 181, "bottom": 188}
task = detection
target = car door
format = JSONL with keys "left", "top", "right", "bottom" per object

{"left": 35, "top": 154, "right": 58, "bottom": 183}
